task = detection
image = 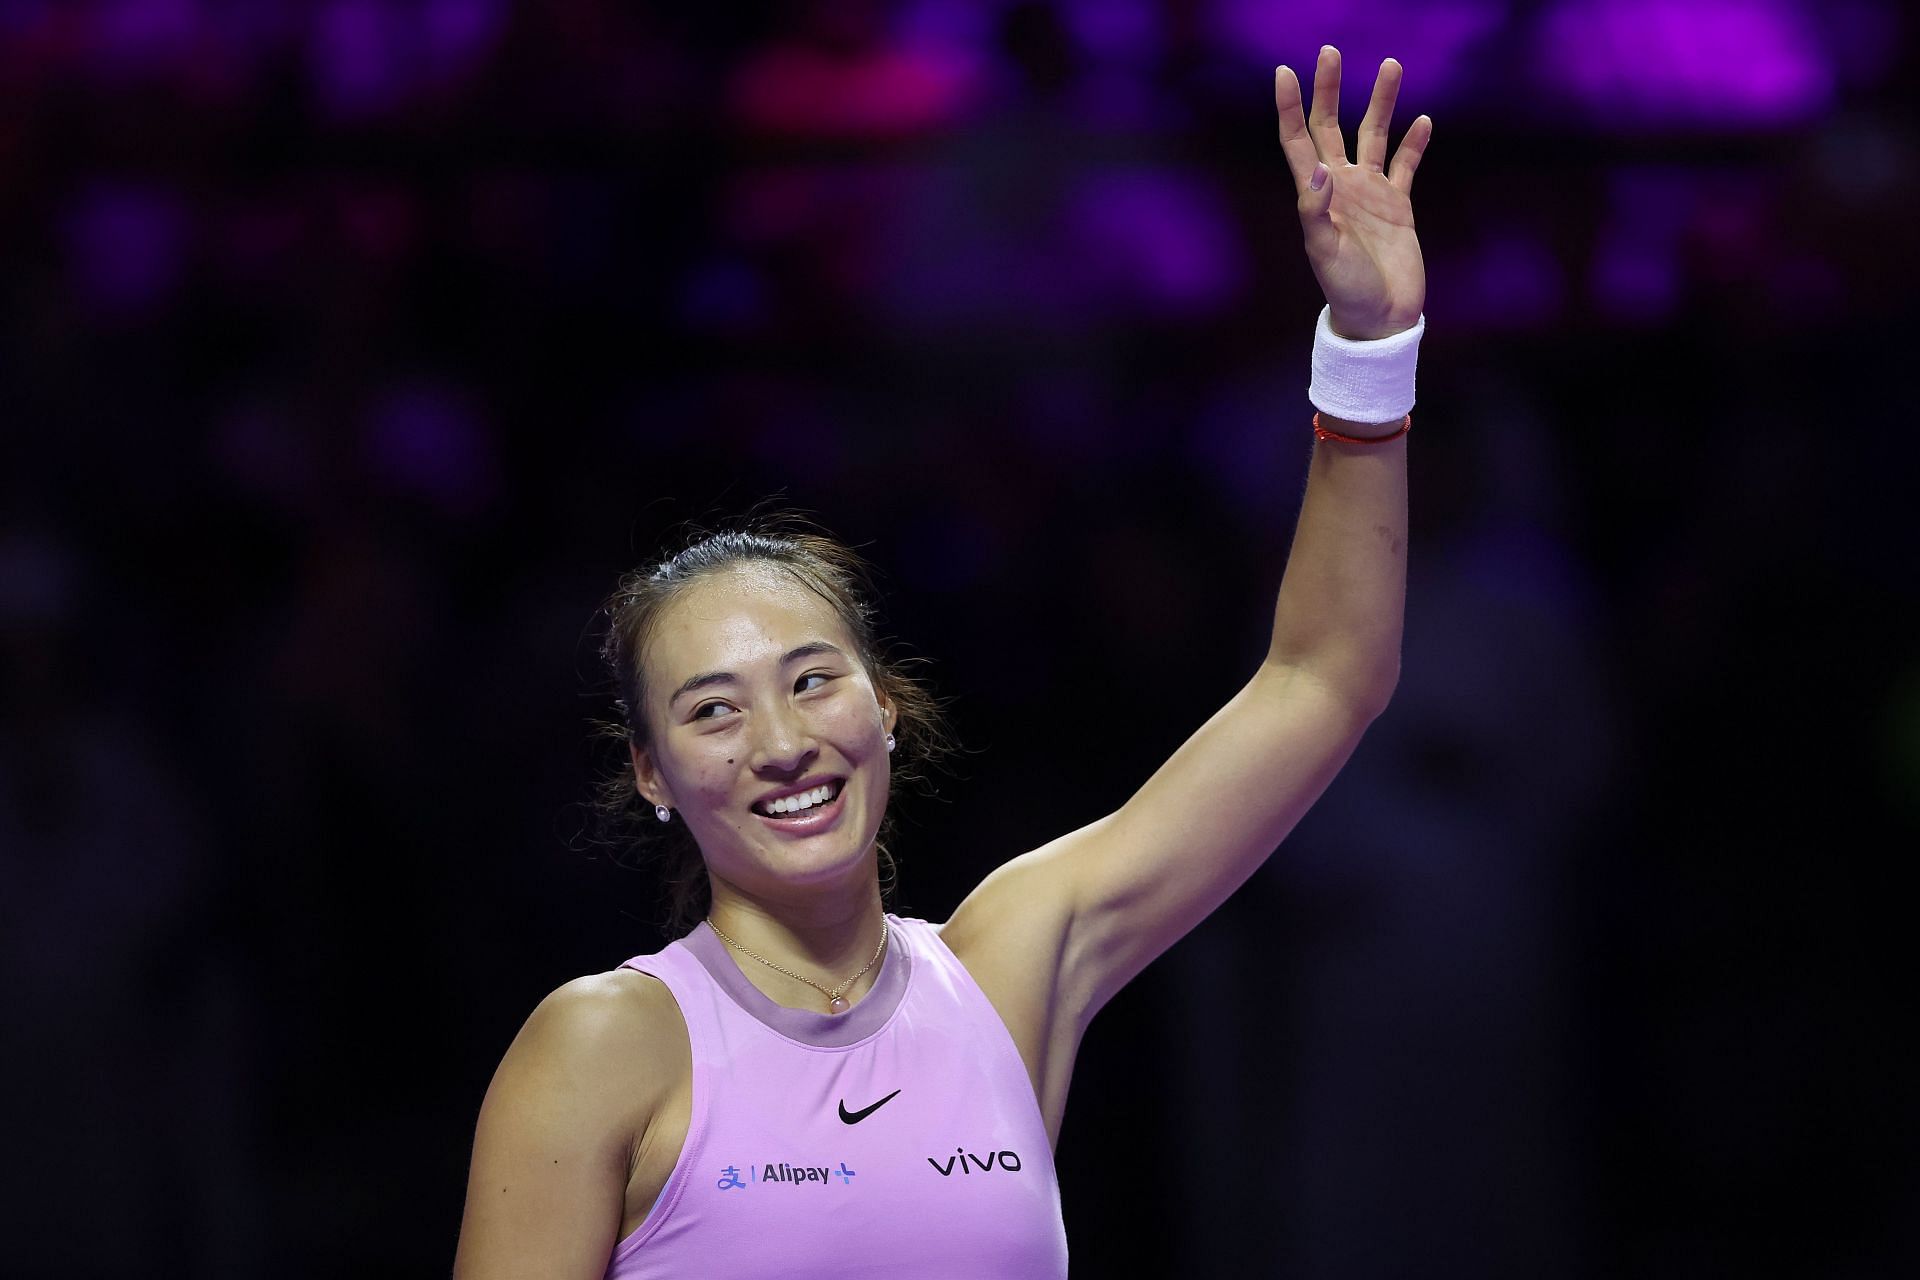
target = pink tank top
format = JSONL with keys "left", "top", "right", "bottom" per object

{"left": 605, "top": 913, "right": 1070, "bottom": 1278}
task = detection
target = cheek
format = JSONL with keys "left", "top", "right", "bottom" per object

{"left": 654, "top": 733, "right": 739, "bottom": 807}
{"left": 686, "top": 746, "right": 743, "bottom": 800}
{"left": 820, "top": 699, "right": 886, "bottom": 754}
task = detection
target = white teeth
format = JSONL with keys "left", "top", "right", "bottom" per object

{"left": 766, "top": 784, "right": 835, "bottom": 815}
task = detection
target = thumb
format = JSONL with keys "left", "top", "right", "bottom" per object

{"left": 1298, "top": 162, "right": 1336, "bottom": 256}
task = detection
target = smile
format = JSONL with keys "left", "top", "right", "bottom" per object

{"left": 751, "top": 778, "right": 847, "bottom": 826}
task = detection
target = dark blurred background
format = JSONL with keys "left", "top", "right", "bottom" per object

{"left": 3, "top": 0, "right": 1917, "bottom": 1275}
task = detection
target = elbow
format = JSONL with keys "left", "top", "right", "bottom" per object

{"left": 1359, "top": 672, "right": 1398, "bottom": 721}
{"left": 1352, "top": 654, "right": 1400, "bottom": 720}
{"left": 1267, "top": 625, "right": 1401, "bottom": 717}
{"left": 1260, "top": 656, "right": 1399, "bottom": 721}
{"left": 1367, "top": 654, "right": 1402, "bottom": 714}
{"left": 1282, "top": 654, "right": 1399, "bottom": 720}
{"left": 1324, "top": 669, "right": 1396, "bottom": 724}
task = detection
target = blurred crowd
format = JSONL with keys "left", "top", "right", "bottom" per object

{"left": 2, "top": 0, "right": 1916, "bottom": 1275}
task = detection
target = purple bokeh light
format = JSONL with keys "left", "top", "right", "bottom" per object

{"left": 1434, "top": 224, "right": 1568, "bottom": 331}
{"left": 1062, "top": 169, "right": 1248, "bottom": 317}
{"left": 726, "top": 39, "right": 984, "bottom": 140}
{"left": 1589, "top": 166, "right": 1701, "bottom": 322}
{"left": 307, "top": 0, "right": 505, "bottom": 121}
{"left": 1533, "top": 0, "right": 1833, "bottom": 128}
{"left": 62, "top": 179, "right": 189, "bottom": 316}
{"left": 364, "top": 379, "right": 500, "bottom": 521}
{"left": 1209, "top": 0, "right": 1505, "bottom": 112}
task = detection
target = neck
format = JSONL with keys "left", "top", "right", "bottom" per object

{"left": 705, "top": 882, "right": 889, "bottom": 1009}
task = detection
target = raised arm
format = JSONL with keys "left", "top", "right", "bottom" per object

{"left": 946, "top": 47, "right": 1431, "bottom": 1024}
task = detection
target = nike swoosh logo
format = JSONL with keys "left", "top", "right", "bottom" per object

{"left": 838, "top": 1089, "right": 902, "bottom": 1124}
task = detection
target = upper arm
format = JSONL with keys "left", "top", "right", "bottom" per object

{"left": 959, "top": 662, "right": 1383, "bottom": 1025}
{"left": 452, "top": 973, "right": 659, "bottom": 1280}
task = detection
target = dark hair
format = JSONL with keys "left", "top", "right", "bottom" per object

{"left": 588, "top": 514, "right": 954, "bottom": 937}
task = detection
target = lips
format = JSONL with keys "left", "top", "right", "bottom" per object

{"left": 750, "top": 778, "right": 848, "bottom": 831}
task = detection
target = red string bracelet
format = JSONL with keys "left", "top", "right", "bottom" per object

{"left": 1313, "top": 411, "right": 1411, "bottom": 445}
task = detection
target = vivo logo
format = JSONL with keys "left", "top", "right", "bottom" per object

{"left": 926, "top": 1147, "right": 1023, "bottom": 1176}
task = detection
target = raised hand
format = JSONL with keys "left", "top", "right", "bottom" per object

{"left": 1274, "top": 47, "right": 1430, "bottom": 341}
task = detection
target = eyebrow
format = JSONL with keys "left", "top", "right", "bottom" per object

{"left": 668, "top": 642, "right": 848, "bottom": 707}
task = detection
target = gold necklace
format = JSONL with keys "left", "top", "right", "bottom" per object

{"left": 705, "top": 916, "right": 888, "bottom": 1014}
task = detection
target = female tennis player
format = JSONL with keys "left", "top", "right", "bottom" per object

{"left": 455, "top": 46, "right": 1431, "bottom": 1278}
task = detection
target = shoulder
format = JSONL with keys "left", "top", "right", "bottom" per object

{"left": 540, "top": 964, "right": 680, "bottom": 1030}
{"left": 937, "top": 840, "right": 1083, "bottom": 1009}
{"left": 522, "top": 966, "right": 688, "bottom": 1079}
{"left": 488, "top": 966, "right": 689, "bottom": 1136}
{"left": 456, "top": 969, "right": 686, "bottom": 1277}
{"left": 939, "top": 840, "right": 1080, "bottom": 954}
{"left": 937, "top": 820, "right": 1155, "bottom": 1029}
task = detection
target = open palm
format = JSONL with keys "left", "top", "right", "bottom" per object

{"left": 1275, "top": 47, "right": 1430, "bottom": 341}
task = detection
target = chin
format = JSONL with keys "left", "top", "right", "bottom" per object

{"left": 776, "top": 824, "right": 885, "bottom": 887}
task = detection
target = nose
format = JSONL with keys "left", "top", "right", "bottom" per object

{"left": 750, "top": 698, "right": 817, "bottom": 777}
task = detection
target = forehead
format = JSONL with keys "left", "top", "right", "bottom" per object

{"left": 646, "top": 563, "right": 854, "bottom": 682}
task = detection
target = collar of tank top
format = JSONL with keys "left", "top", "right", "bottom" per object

{"left": 683, "top": 916, "right": 912, "bottom": 1048}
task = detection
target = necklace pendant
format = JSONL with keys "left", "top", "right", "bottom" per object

{"left": 828, "top": 994, "right": 850, "bottom": 1014}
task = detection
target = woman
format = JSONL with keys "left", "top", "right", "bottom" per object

{"left": 454, "top": 46, "right": 1432, "bottom": 1278}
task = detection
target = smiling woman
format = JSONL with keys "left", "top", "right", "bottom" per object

{"left": 591, "top": 522, "right": 954, "bottom": 936}
{"left": 454, "top": 46, "right": 1430, "bottom": 1280}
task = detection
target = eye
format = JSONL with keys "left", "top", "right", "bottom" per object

{"left": 796, "top": 672, "right": 834, "bottom": 694}
{"left": 691, "top": 701, "right": 737, "bottom": 722}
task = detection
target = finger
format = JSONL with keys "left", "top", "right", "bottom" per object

{"left": 1273, "top": 65, "right": 1322, "bottom": 193}
{"left": 1354, "top": 58, "right": 1402, "bottom": 173}
{"left": 1387, "top": 114, "right": 1432, "bottom": 197}
{"left": 1299, "top": 162, "right": 1336, "bottom": 260}
{"left": 1307, "top": 45, "right": 1348, "bottom": 167}
{"left": 1305, "top": 163, "right": 1336, "bottom": 247}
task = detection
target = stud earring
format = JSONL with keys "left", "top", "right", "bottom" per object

{"left": 885, "top": 733, "right": 896, "bottom": 753}
{"left": 655, "top": 804, "right": 672, "bottom": 823}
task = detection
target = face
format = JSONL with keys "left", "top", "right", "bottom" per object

{"left": 629, "top": 563, "right": 896, "bottom": 907}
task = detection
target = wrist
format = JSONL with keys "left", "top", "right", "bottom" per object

{"left": 1328, "top": 311, "right": 1420, "bottom": 342}
{"left": 1317, "top": 413, "right": 1408, "bottom": 439}
{"left": 1308, "top": 306, "right": 1424, "bottom": 424}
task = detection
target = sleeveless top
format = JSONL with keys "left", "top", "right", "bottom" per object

{"left": 605, "top": 913, "right": 1070, "bottom": 1279}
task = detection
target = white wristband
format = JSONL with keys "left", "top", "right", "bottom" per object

{"left": 1308, "top": 305, "right": 1424, "bottom": 423}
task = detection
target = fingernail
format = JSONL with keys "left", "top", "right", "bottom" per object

{"left": 1310, "top": 164, "right": 1327, "bottom": 191}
